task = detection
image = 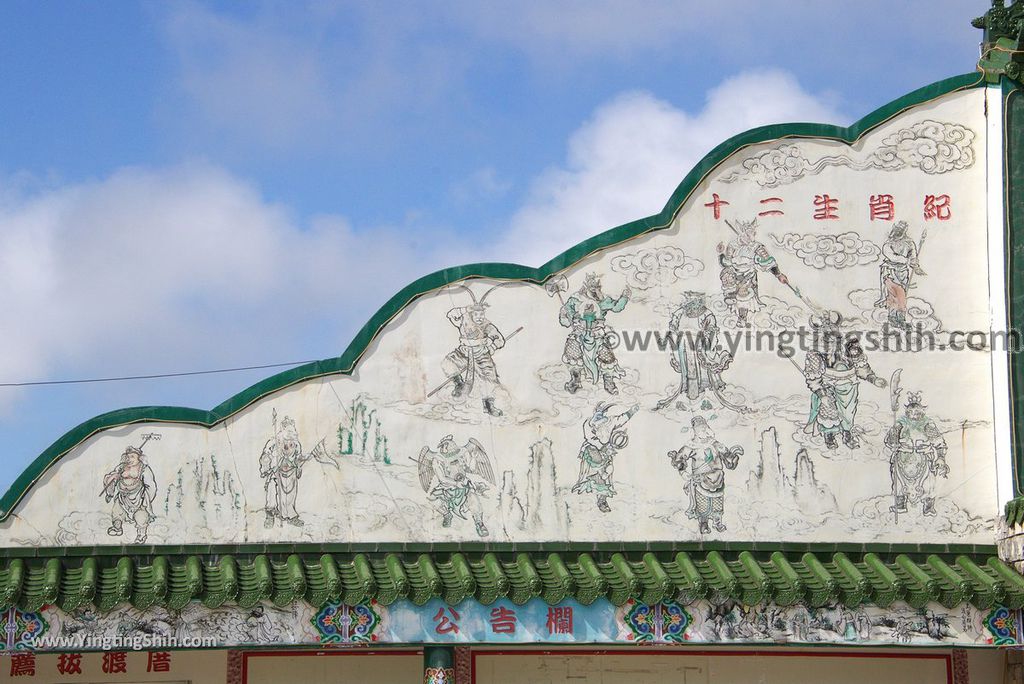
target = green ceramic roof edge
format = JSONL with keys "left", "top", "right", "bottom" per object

{"left": 1005, "top": 75, "right": 1024, "bottom": 497}
{"left": 1007, "top": 494, "right": 1024, "bottom": 526}
{"left": 1, "top": 549, "right": 1016, "bottom": 613}
{"left": 0, "top": 71, "right": 986, "bottom": 520}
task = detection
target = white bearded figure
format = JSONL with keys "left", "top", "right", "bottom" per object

{"left": 875, "top": 220, "right": 925, "bottom": 331}
{"left": 657, "top": 291, "right": 735, "bottom": 411}
{"left": 259, "top": 411, "right": 335, "bottom": 528}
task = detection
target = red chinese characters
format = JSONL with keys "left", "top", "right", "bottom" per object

{"left": 923, "top": 194, "right": 951, "bottom": 220}
{"left": 703, "top": 193, "right": 730, "bottom": 220}
{"left": 9, "top": 653, "right": 36, "bottom": 677}
{"left": 102, "top": 651, "right": 128, "bottom": 674}
{"left": 489, "top": 606, "right": 517, "bottom": 635}
{"left": 757, "top": 197, "right": 784, "bottom": 217}
{"left": 869, "top": 194, "right": 895, "bottom": 221}
{"left": 813, "top": 194, "right": 840, "bottom": 220}
{"left": 546, "top": 606, "right": 574, "bottom": 635}
{"left": 698, "top": 192, "right": 952, "bottom": 224}
{"left": 148, "top": 651, "right": 172, "bottom": 673}
{"left": 57, "top": 652, "right": 83, "bottom": 675}
{"left": 433, "top": 607, "right": 461, "bottom": 635}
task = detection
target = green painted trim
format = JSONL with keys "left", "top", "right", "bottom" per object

{"left": 0, "top": 71, "right": 986, "bottom": 520}
{"left": 1007, "top": 495, "right": 1024, "bottom": 526}
{"left": 1006, "top": 76, "right": 1024, "bottom": 496}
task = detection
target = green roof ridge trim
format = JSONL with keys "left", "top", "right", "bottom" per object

{"left": 0, "top": 550, "right": 1018, "bottom": 614}
{"left": 0, "top": 71, "right": 988, "bottom": 520}
{"left": 1005, "top": 76, "right": 1024, "bottom": 495}
{"left": 1004, "top": 494, "right": 1024, "bottom": 527}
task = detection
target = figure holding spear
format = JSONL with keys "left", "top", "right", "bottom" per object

{"left": 718, "top": 218, "right": 795, "bottom": 326}
{"left": 101, "top": 432, "right": 161, "bottom": 544}
{"left": 888, "top": 369, "right": 904, "bottom": 524}
{"left": 875, "top": 220, "right": 927, "bottom": 331}
{"left": 260, "top": 410, "right": 335, "bottom": 528}
{"left": 432, "top": 282, "right": 520, "bottom": 416}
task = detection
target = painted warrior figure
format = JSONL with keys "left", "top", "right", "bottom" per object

{"left": 260, "top": 414, "right": 306, "bottom": 528}
{"left": 101, "top": 445, "right": 158, "bottom": 543}
{"left": 875, "top": 220, "right": 925, "bottom": 330}
{"left": 804, "top": 311, "right": 887, "bottom": 450}
{"left": 571, "top": 403, "right": 639, "bottom": 512}
{"left": 668, "top": 416, "right": 743, "bottom": 534}
{"left": 657, "top": 291, "right": 734, "bottom": 410}
{"left": 441, "top": 303, "right": 506, "bottom": 416}
{"left": 886, "top": 392, "right": 948, "bottom": 518}
{"left": 417, "top": 435, "right": 495, "bottom": 537}
{"left": 559, "top": 273, "right": 631, "bottom": 395}
{"left": 259, "top": 413, "right": 333, "bottom": 528}
{"left": 718, "top": 218, "right": 789, "bottom": 326}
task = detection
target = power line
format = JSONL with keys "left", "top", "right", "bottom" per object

{"left": 0, "top": 360, "right": 321, "bottom": 388}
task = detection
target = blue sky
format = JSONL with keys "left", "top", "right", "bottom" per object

{"left": 0, "top": 1, "right": 986, "bottom": 493}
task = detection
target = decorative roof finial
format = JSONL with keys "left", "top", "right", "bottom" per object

{"left": 974, "top": 0, "right": 1024, "bottom": 82}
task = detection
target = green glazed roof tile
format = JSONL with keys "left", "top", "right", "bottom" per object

{"left": 364, "top": 558, "right": 396, "bottom": 606}
{"left": 954, "top": 556, "right": 1001, "bottom": 609}
{"left": 603, "top": 554, "right": 638, "bottom": 606}
{"left": 468, "top": 553, "right": 506, "bottom": 606}
{"left": 535, "top": 555, "right": 573, "bottom": 606}
{"left": 0, "top": 548, "right": 1020, "bottom": 613}
{"left": 765, "top": 553, "right": 802, "bottom": 606}
{"left": 304, "top": 554, "right": 341, "bottom": 607}
{"left": 1006, "top": 496, "right": 1024, "bottom": 528}
{"left": 567, "top": 553, "right": 605, "bottom": 606}
{"left": 234, "top": 556, "right": 270, "bottom": 609}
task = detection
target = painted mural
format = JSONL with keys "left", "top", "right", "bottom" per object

{"left": 4, "top": 598, "right": 1016, "bottom": 651}
{"left": 0, "top": 87, "right": 1006, "bottom": 547}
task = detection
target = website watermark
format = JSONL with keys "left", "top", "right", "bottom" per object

{"left": 24, "top": 632, "right": 217, "bottom": 651}
{"left": 600, "top": 325, "right": 1024, "bottom": 359}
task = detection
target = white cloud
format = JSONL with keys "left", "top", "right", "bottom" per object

{"left": 163, "top": 6, "right": 333, "bottom": 148}
{"left": 449, "top": 167, "right": 512, "bottom": 206}
{"left": 160, "top": 3, "right": 468, "bottom": 152}
{"left": 154, "top": 1, "right": 977, "bottom": 158}
{"left": 0, "top": 164, "right": 460, "bottom": 409}
{"left": 494, "top": 69, "right": 845, "bottom": 266}
{"left": 446, "top": 0, "right": 728, "bottom": 60}
{"left": 444, "top": 1, "right": 975, "bottom": 75}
